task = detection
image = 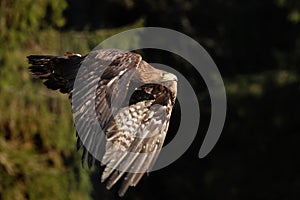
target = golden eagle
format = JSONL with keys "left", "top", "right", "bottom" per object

{"left": 27, "top": 49, "right": 177, "bottom": 196}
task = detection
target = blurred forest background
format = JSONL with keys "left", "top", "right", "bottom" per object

{"left": 0, "top": 0, "right": 299, "bottom": 199}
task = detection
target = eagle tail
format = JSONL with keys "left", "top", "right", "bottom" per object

{"left": 27, "top": 53, "right": 83, "bottom": 94}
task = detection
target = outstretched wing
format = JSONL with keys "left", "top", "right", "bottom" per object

{"left": 72, "top": 49, "right": 142, "bottom": 167}
{"left": 28, "top": 49, "right": 143, "bottom": 168}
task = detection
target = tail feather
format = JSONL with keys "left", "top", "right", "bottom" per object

{"left": 27, "top": 54, "right": 83, "bottom": 94}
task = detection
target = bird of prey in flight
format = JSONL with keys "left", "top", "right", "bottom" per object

{"left": 27, "top": 49, "right": 177, "bottom": 196}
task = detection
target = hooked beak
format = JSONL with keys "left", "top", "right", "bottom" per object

{"left": 162, "top": 72, "right": 178, "bottom": 82}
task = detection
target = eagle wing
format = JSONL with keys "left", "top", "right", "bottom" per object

{"left": 28, "top": 49, "right": 177, "bottom": 196}
{"left": 72, "top": 49, "right": 142, "bottom": 168}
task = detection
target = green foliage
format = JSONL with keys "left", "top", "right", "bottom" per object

{"left": 0, "top": 43, "right": 92, "bottom": 199}
{"left": 0, "top": 0, "right": 67, "bottom": 49}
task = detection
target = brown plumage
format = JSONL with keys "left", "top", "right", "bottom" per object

{"left": 27, "top": 49, "right": 177, "bottom": 196}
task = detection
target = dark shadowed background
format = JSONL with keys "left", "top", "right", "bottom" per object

{"left": 0, "top": 0, "right": 299, "bottom": 199}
